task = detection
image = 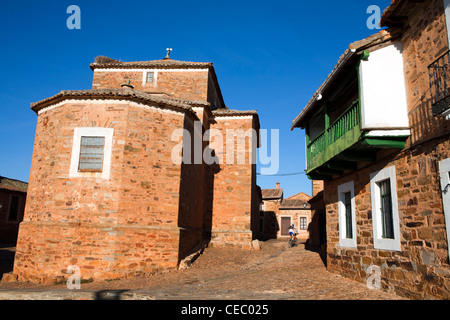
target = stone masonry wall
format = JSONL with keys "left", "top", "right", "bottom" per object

{"left": 207, "top": 116, "right": 257, "bottom": 249}
{"left": 325, "top": 138, "right": 450, "bottom": 300}
{"left": 13, "top": 100, "right": 197, "bottom": 283}
{"left": 325, "top": 0, "right": 450, "bottom": 300}
{"left": 401, "top": 0, "right": 449, "bottom": 147}
{"left": 92, "top": 70, "right": 209, "bottom": 102}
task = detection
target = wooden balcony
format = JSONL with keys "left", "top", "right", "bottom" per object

{"left": 306, "top": 99, "right": 408, "bottom": 180}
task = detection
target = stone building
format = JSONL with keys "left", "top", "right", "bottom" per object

{"left": 291, "top": 0, "right": 450, "bottom": 299}
{"left": 10, "top": 53, "right": 260, "bottom": 283}
{"left": 260, "top": 183, "right": 312, "bottom": 241}
{"left": 0, "top": 176, "right": 27, "bottom": 244}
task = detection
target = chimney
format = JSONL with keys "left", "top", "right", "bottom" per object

{"left": 276, "top": 182, "right": 281, "bottom": 189}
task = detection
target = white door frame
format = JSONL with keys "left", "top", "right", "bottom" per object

{"left": 439, "top": 158, "right": 450, "bottom": 260}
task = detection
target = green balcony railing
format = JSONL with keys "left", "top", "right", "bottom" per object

{"left": 307, "top": 100, "right": 361, "bottom": 172}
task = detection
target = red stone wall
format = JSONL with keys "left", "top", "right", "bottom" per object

{"left": 207, "top": 116, "right": 258, "bottom": 249}
{"left": 13, "top": 100, "right": 198, "bottom": 283}
{"left": 325, "top": 138, "right": 450, "bottom": 299}
{"left": 92, "top": 69, "right": 210, "bottom": 102}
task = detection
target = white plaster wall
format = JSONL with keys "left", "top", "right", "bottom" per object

{"left": 445, "top": 0, "right": 450, "bottom": 46}
{"left": 359, "top": 42, "right": 409, "bottom": 130}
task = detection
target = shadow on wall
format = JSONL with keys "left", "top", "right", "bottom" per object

{"left": 258, "top": 211, "right": 279, "bottom": 240}
{"left": 177, "top": 114, "right": 222, "bottom": 263}
{"left": 0, "top": 244, "right": 15, "bottom": 280}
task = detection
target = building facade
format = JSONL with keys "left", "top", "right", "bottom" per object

{"left": 260, "top": 184, "right": 312, "bottom": 241}
{"left": 10, "top": 54, "right": 260, "bottom": 283}
{"left": 0, "top": 177, "right": 27, "bottom": 244}
{"left": 292, "top": 0, "right": 450, "bottom": 299}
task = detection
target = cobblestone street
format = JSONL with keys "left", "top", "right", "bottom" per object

{"left": 0, "top": 240, "right": 405, "bottom": 300}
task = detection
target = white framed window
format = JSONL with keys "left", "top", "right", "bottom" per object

{"left": 299, "top": 217, "right": 307, "bottom": 230}
{"left": 142, "top": 70, "right": 158, "bottom": 87}
{"left": 338, "top": 181, "right": 357, "bottom": 248}
{"left": 69, "top": 127, "right": 114, "bottom": 180}
{"left": 438, "top": 158, "right": 450, "bottom": 260}
{"left": 146, "top": 71, "right": 154, "bottom": 83}
{"left": 370, "top": 166, "right": 401, "bottom": 251}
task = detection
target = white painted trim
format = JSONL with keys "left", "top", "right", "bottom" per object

{"left": 37, "top": 99, "right": 186, "bottom": 117}
{"left": 94, "top": 68, "right": 209, "bottom": 73}
{"left": 337, "top": 181, "right": 357, "bottom": 249}
{"left": 365, "top": 130, "right": 411, "bottom": 137}
{"left": 445, "top": 0, "right": 450, "bottom": 46}
{"left": 213, "top": 116, "right": 254, "bottom": 120}
{"left": 438, "top": 158, "right": 450, "bottom": 261}
{"left": 370, "top": 166, "right": 402, "bottom": 251}
{"left": 69, "top": 127, "right": 114, "bottom": 180}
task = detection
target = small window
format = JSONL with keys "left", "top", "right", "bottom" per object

{"left": 78, "top": 136, "right": 105, "bottom": 172}
{"left": 378, "top": 179, "right": 394, "bottom": 239}
{"left": 146, "top": 72, "right": 154, "bottom": 83}
{"left": 344, "top": 192, "right": 353, "bottom": 239}
{"left": 8, "top": 196, "right": 20, "bottom": 221}
{"left": 370, "top": 166, "right": 401, "bottom": 251}
{"left": 338, "top": 181, "right": 356, "bottom": 248}
{"left": 69, "top": 127, "right": 114, "bottom": 180}
{"left": 300, "top": 217, "right": 307, "bottom": 230}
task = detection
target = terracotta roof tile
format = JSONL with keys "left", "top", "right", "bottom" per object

{"left": 279, "top": 199, "right": 310, "bottom": 210}
{"left": 30, "top": 88, "right": 209, "bottom": 116}
{"left": 261, "top": 189, "right": 283, "bottom": 200}
{"left": 0, "top": 176, "right": 28, "bottom": 193}
{"left": 90, "top": 56, "right": 213, "bottom": 71}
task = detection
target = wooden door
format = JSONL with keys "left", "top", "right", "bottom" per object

{"left": 281, "top": 217, "right": 291, "bottom": 236}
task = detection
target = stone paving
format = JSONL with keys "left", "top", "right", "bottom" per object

{"left": 0, "top": 240, "right": 405, "bottom": 300}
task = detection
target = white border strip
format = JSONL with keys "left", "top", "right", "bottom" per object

{"left": 37, "top": 99, "right": 186, "bottom": 117}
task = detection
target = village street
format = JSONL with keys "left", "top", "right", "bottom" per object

{"left": 0, "top": 240, "right": 404, "bottom": 300}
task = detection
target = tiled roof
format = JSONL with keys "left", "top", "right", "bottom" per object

{"left": 380, "top": 0, "right": 406, "bottom": 27}
{"left": 212, "top": 109, "right": 258, "bottom": 116}
{"left": 279, "top": 199, "right": 310, "bottom": 210}
{"left": 0, "top": 176, "right": 28, "bottom": 193}
{"left": 90, "top": 56, "right": 213, "bottom": 70}
{"left": 290, "top": 28, "right": 402, "bottom": 130}
{"left": 30, "top": 88, "right": 209, "bottom": 116}
{"left": 261, "top": 189, "right": 283, "bottom": 200}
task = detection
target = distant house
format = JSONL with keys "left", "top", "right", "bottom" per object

{"left": 279, "top": 195, "right": 312, "bottom": 241}
{"left": 0, "top": 176, "right": 27, "bottom": 244}
{"left": 260, "top": 183, "right": 312, "bottom": 241}
{"left": 259, "top": 183, "right": 283, "bottom": 239}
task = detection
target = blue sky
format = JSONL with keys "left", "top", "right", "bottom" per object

{"left": 0, "top": 0, "right": 392, "bottom": 198}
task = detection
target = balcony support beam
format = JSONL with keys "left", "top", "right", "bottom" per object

{"left": 360, "top": 138, "right": 406, "bottom": 149}
{"left": 327, "top": 161, "right": 357, "bottom": 171}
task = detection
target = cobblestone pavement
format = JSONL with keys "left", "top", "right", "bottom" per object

{"left": 0, "top": 240, "right": 405, "bottom": 300}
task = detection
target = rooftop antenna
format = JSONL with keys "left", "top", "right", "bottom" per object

{"left": 164, "top": 48, "right": 173, "bottom": 60}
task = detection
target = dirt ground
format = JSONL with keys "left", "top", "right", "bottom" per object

{"left": 0, "top": 239, "right": 405, "bottom": 300}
